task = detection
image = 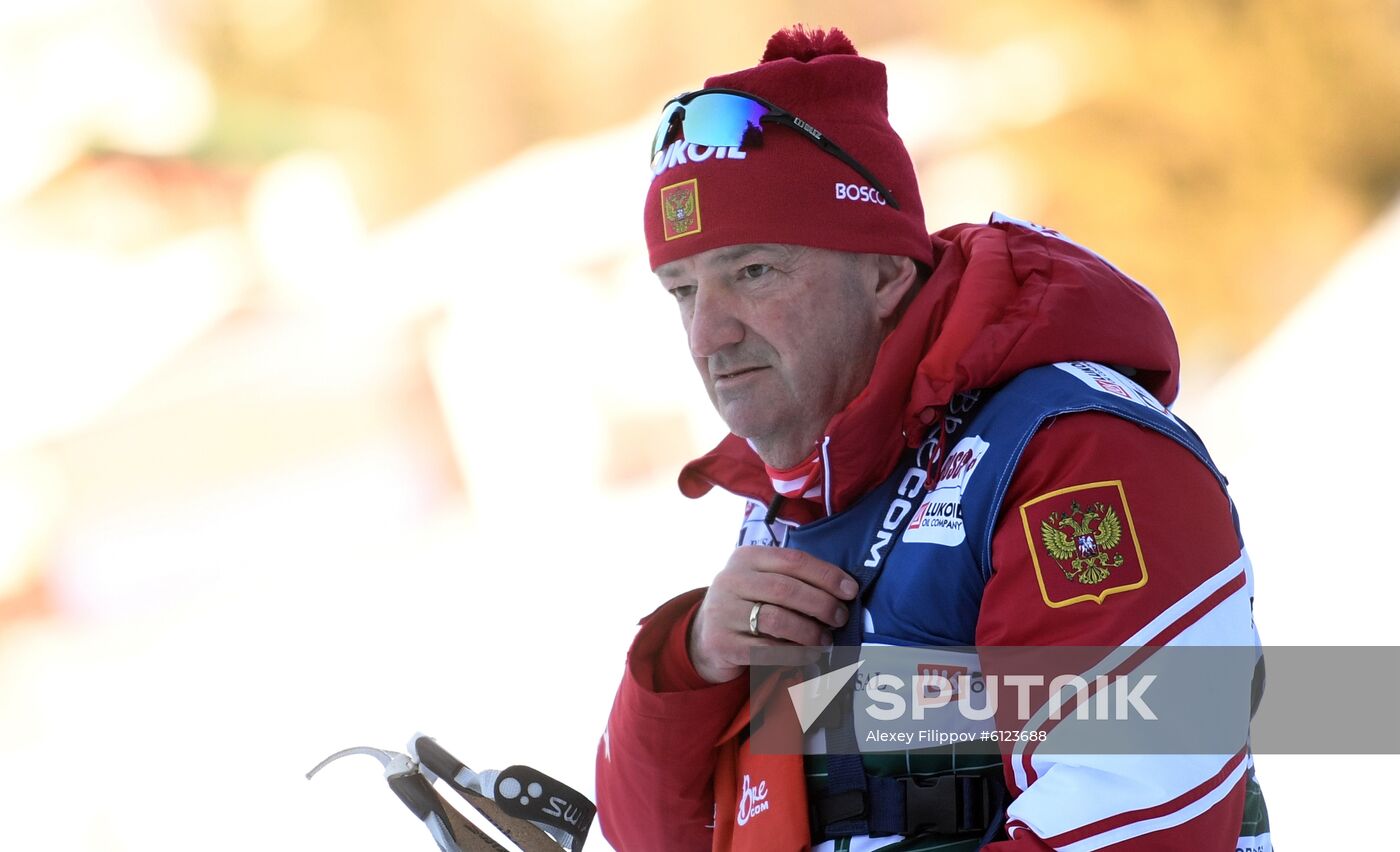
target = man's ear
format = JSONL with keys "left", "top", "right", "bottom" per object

{"left": 873, "top": 254, "right": 921, "bottom": 324}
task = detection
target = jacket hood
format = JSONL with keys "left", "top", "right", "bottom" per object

{"left": 679, "top": 216, "right": 1181, "bottom": 516}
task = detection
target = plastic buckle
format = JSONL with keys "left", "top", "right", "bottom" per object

{"left": 901, "top": 775, "right": 991, "bottom": 836}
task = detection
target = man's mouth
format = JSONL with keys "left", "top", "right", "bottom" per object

{"left": 714, "top": 366, "right": 766, "bottom": 381}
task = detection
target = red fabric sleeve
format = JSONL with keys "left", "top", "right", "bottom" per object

{"left": 651, "top": 592, "right": 720, "bottom": 693}
{"left": 595, "top": 588, "right": 749, "bottom": 851}
{"left": 977, "top": 412, "right": 1250, "bottom": 850}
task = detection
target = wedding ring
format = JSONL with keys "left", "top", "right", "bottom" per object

{"left": 748, "top": 601, "right": 763, "bottom": 637}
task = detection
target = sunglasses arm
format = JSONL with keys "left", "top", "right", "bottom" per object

{"left": 810, "top": 135, "right": 902, "bottom": 210}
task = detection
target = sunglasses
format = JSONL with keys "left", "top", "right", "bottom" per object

{"left": 650, "top": 87, "right": 901, "bottom": 210}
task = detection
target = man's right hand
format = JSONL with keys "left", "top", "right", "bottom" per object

{"left": 688, "top": 546, "right": 859, "bottom": 684}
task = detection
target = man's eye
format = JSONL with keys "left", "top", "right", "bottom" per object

{"left": 669, "top": 285, "right": 696, "bottom": 301}
{"left": 740, "top": 264, "right": 771, "bottom": 280}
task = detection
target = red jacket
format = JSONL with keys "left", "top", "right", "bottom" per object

{"left": 597, "top": 218, "right": 1266, "bottom": 850}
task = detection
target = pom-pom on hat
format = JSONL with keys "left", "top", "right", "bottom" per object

{"left": 644, "top": 25, "right": 930, "bottom": 270}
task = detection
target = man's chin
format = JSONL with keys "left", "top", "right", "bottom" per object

{"left": 717, "top": 412, "right": 797, "bottom": 463}
{"left": 715, "top": 406, "right": 772, "bottom": 445}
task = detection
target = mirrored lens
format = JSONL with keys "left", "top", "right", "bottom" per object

{"left": 650, "top": 92, "right": 770, "bottom": 169}
{"left": 677, "top": 93, "right": 769, "bottom": 146}
{"left": 651, "top": 101, "right": 684, "bottom": 169}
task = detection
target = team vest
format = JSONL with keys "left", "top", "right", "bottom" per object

{"left": 803, "top": 360, "right": 1227, "bottom": 648}
{"left": 713, "top": 361, "right": 1266, "bottom": 852}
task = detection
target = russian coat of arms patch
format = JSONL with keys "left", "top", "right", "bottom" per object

{"left": 660, "top": 178, "right": 702, "bottom": 240}
{"left": 1019, "top": 479, "right": 1148, "bottom": 608}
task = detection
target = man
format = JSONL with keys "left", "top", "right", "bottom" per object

{"left": 597, "top": 25, "right": 1270, "bottom": 851}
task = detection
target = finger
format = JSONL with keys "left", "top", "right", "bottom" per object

{"left": 737, "top": 546, "right": 859, "bottom": 600}
{"left": 739, "top": 571, "right": 850, "bottom": 629}
{"left": 730, "top": 634, "right": 828, "bottom": 670}
{"left": 749, "top": 603, "right": 832, "bottom": 647}
{"left": 710, "top": 632, "right": 825, "bottom": 673}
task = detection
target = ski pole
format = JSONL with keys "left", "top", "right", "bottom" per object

{"left": 307, "top": 745, "right": 507, "bottom": 852}
{"left": 409, "top": 735, "right": 595, "bottom": 851}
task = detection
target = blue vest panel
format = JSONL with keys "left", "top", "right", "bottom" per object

{"left": 782, "top": 361, "right": 1229, "bottom": 647}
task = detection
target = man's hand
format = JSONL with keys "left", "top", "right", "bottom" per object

{"left": 688, "top": 546, "right": 859, "bottom": 684}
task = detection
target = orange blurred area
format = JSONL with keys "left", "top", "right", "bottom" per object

{"left": 0, "top": 1, "right": 1395, "bottom": 849}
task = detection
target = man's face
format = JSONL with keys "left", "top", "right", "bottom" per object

{"left": 656, "top": 243, "right": 886, "bottom": 468}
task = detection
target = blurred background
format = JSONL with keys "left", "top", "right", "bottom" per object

{"left": 0, "top": 0, "right": 1396, "bottom": 848}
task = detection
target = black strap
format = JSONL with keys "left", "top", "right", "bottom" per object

{"left": 811, "top": 396, "right": 1004, "bottom": 842}
{"left": 817, "top": 423, "right": 943, "bottom": 837}
{"left": 812, "top": 773, "right": 1000, "bottom": 839}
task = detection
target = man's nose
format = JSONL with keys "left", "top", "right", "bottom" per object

{"left": 687, "top": 283, "right": 745, "bottom": 358}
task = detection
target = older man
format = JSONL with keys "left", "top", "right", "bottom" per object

{"left": 597, "top": 26, "right": 1270, "bottom": 852}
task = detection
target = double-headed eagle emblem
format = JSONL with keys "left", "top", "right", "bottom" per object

{"left": 1040, "top": 500, "right": 1125, "bottom": 585}
{"left": 664, "top": 186, "right": 697, "bottom": 232}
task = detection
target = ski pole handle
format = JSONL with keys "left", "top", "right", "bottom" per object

{"left": 388, "top": 770, "right": 468, "bottom": 852}
{"left": 410, "top": 735, "right": 594, "bottom": 850}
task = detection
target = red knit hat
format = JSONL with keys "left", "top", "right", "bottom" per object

{"left": 643, "top": 26, "right": 931, "bottom": 270}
